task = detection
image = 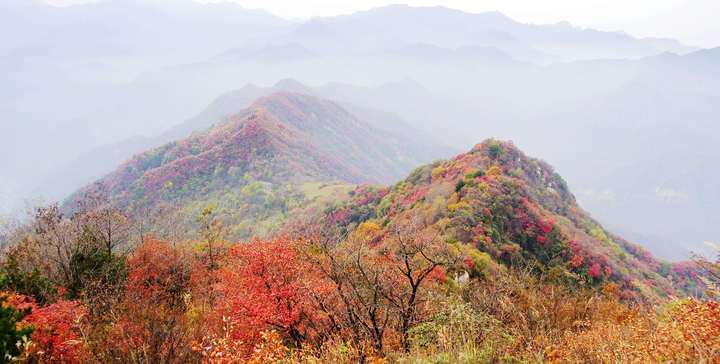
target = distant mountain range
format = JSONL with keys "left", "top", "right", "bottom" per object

{"left": 2, "top": 0, "right": 716, "bottom": 260}
{"left": 272, "top": 5, "right": 694, "bottom": 63}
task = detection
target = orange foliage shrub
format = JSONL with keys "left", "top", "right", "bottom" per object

{"left": 549, "top": 298, "right": 720, "bottom": 363}
{"left": 97, "top": 239, "right": 199, "bottom": 363}
{"left": 125, "top": 239, "right": 192, "bottom": 307}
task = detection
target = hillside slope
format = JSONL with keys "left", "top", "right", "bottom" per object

{"left": 320, "top": 140, "right": 684, "bottom": 300}
{"left": 68, "top": 92, "right": 442, "bottom": 239}
{"left": 39, "top": 80, "right": 453, "bottom": 204}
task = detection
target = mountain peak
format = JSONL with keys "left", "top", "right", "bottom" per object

{"left": 68, "top": 92, "right": 447, "bottom": 227}
{"left": 272, "top": 78, "right": 314, "bottom": 95}
{"left": 324, "top": 138, "right": 678, "bottom": 301}
{"left": 361, "top": 4, "right": 513, "bottom": 20}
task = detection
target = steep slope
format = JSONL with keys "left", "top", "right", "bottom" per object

{"left": 321, "top": 140, "right": 683, "bottom": 301}
{"left": 68, "top": 92, "right": 444, "bottom": 239}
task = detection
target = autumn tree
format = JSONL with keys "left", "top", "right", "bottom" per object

{"left": 0, "top": 293, "right": 89, "bottom": 363}
{"left": 100, "top": 239, "right": 196, "bottom": 363}
{"left": 72, "top": 186, "right": 130, "bottom": 257}
{"left": 22, "top": 298, "right": 88, "bottom": 363}
{"left": 216, "top": 238, "right": 330, "bottom": 354}
{"left": 301, "top": 213, "right": 460, "bottom": 356}
{"left": 1, "top": 187, "right": 130, "bottom": 305}
{"left": 196, "top": 203, "right": 224, "bottom": 270}
{"left": 299, "top": 222, "right": 390, "bottom": 355}
{"left": 381, "top": 215, "right": 461, "bottom": 351}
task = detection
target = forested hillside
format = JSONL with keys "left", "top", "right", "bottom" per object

{"left": 63, "top": 92, "right": 446, "bottom": 240}
{"left": 319, "top": 140, "right": 692, "bottom": 301}
{"left": 0, "top": 131, "right": 716, "bottom": 362}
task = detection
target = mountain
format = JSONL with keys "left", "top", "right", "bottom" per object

{"left": 68, "top": 102, "right": 689, "bottom": 299}
{"left": 319, "top": 140, "right": 686, "bottom": 300}
{"left": 38, "top": 80, "right": 453, "bottom": 204}
{"left": 26, "top": 44, "right": 720, "bottom": 260}
{"left": 2, "top": 2, "right": 710, "bottom": 261}
{"left": 0, "top": 0, "right": 288, "bottom": 61}
{"left": 288, "top": 50, "right": 720, "bottom": 261}
{"left": 267, "top": 4, "right": 694, "bottom": 64}
{"left": 0, "top": 0, "right": 291, "bottom": 214}
{"left": 67, "top": 92, "right": 451, "bottom": 239}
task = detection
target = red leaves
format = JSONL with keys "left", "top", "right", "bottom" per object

{"left": 24, "top": 300, "right": 88, "bottom": 363}
{"left": 427, "top": 266, "right": 448, "bottom": 284}
{"left": 105, "top": 239, "right": 197, "bottom": 362}
{"left": 354, "top": 186, "right": 388, "bottom": 206}
{"left": 125, "top": 239, "right": 191, "bottom": 306}
{"left": 604, "top": 265, "right": 612, "bottom": 277}
{"left": 217, "top": 238, "right": 328, "bottom": 352}
{"left": 328, "top": 207, "right": 352, "bottom": 225}
{"left": 4, "top": 293, "right": 88, "bottom": 363}
{"left": 588, "top": 263, "right": 602, "bottom": 279}
{"left": 464, "top": 256, "right": 476, "bottom": 270}
{"left": 404, "top": 185, "right": 430, "bottom": 207}
{"left": 570, "top": 254, "right": 585, "bottom": 269}
{"left": 539, "top": 218, "right": 554, "bottom": 235}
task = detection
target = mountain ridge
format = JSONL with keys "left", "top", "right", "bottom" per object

{"left": 65, "top": 91, "right": 452, "bottom": 239}
{"left": 40, "top": 80, "right": 454, "bottom": 205}
{"left": 317, "top": 139, "right": 691, "bottom": 300}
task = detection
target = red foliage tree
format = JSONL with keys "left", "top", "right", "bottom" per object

{"left": 24, "top": 300, "right": 88, "bottom": 363}
{"left": 103, "top": 239, "right": 197, "bottom": 363}
{"left": 217, "top": 238, "right": 330, "bottom": 353}
{"left": 125, "top": 239, "right": 191, "bottom": 307}
{"left": 5, "top": 293, "right": 88, "bottom": 363}
{"left": 588, "top": 263, "right": 602, "bottom": 279}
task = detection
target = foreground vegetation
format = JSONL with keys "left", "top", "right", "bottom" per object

{"left": 0, "top": 201, "right": 717, "bottom": 363}
{"left": 0, "top": 141, "right": 717, "bottom": 363}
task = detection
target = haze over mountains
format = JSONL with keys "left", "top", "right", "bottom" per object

{"left": 59, "top": 89, "right": 688, "bottom": 300}
{"left": 40, "top": 79, "right": 453, "bottom": 205}
{"left": 64, "top": 91, "right": 454, "bottom": 239}
{"left": 2, "top": 0, "right": 718, "bottom": 259}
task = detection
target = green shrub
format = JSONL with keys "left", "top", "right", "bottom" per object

{"left": 0, "top": 295, "right": 33, "bottom": 361}
{"left": 0, "top": 257, "right": 56, "bottom": 305}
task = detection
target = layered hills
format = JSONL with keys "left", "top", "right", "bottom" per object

{"left": 42, "top": 79, "right": 452, "bottom": 205}
{"left": 68, "top": 92, "right": 446, "bottom": 239}
{"left": 69, "top": 92, "right": 694, "bottom": 299}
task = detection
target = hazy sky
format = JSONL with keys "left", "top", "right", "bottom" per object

{"left": 46, "top": 0, "right": 720, "bottom": 48}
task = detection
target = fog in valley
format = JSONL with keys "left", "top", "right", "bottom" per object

{"left": 2, "top": 0, "right": 718, "bottom": 260}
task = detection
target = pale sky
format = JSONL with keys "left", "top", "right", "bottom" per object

{"left": 47, "top": 0, "right": 720, "bottom": 48}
